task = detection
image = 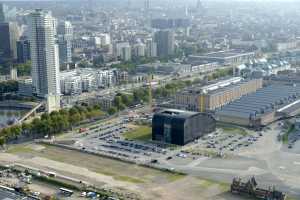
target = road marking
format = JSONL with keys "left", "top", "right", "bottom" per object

{"left": 279, "top": 166, "right": 285, "bottom": 170}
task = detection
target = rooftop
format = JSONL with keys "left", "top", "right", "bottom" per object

{"left": 156, "top": 109, "right": 199, "bottom": 119}
{"left": 217, "top": 84, "right": 300, "bottom": 119}
{"left": 178, "top": 77, "right": 259, "bottom": 95}
{"left": 190, "top": 50, "right": 255, "bottom": 59}
{"left": 0, "top": 186, "right": 35, "bottom": 200}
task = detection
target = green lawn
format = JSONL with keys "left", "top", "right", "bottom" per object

{"left": 123, "top": 125, "right": 152, "bottom": 141}
{"left": 217, "top": 123, "right": 248, "bottom": 136}
{"left": 282, "top": 124, "right": 295, "bottom": 144}
{"left": 6, "top": 145, "right": 35, "bottom": 154}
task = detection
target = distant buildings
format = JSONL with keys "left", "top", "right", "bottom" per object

{"left": 146, "top": 39, "right": 157, "bottom": 58}
{"left": 99, "top": 33, "right": 111, "bottom": 46}
{"left": 151, "top": 18, "right": 190, "bottom": 29}
{"left": 59, "top": 68, "right": 118, "bottom": 95}
{"left": 274, "top": 40, "right": 298, "bottom": 52}
{"left": 236, "top": 58, "right": 291, "bottom": 78}
{"left": 136, "top": 62, "right": 191, "bottom": 75}
{"left": 152, "top": 109, "right": 216, "bottom": 145}
{"left": 133, "top": 43, "right": 146, "bottom": 57}
{"left": 188, "top": 50, "right": 255, "bottom": 66}
{"left": 114, "top": 42, "right": 131, "bottom": 61}
{"left": 175, "top": 77, "right": 263, "bottom": 112}
{"left": 154, "top": 30, "right": 175, "bottom": 58}
{"left": 29, "top": 9, "right": 60, "bottom": 98}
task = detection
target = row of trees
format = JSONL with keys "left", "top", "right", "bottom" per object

{"left": 107, "top": 79, "right": 194, "bottom": 115}
{"left": 0, "top": 105, "right": 105, "bottom": 145}
{"left": 207, "top": 68, "right": 234, "bottom": 81}
{"left": 111, "top": 57, "right": 156, "bottom": 72}
{"left": 0, "top": 80, "right": 18, "bottom": 94}
{"left": 16, "top": 61, "right": 31, "bottom": 76}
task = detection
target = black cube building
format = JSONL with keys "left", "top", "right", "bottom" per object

{"left": 152, "top": 109, "right": 216, "bottom": 145}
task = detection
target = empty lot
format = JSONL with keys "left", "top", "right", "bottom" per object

{"left": 3, "top": 143, "right": 253, "bottom": 200}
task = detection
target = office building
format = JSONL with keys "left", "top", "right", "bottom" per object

{"left": 115, "top": 42, "right": 131, "bottom": 61}
{"left": 58, "top": 35, "right": 72, "bottom": 65}
{"left": 114, "top": 42, "right": 132, "bottom": 61}
{"left": 57, "top": 21, "right": 73, "bottom": 65}
{"left": 17, "top": 38, "right": 31, "bottom": 63}
{"left": 57, "top": 20, "right": 73, "bottom": 36}
{"left": 146, "top": 39, "right": 157, "bottom": 58}
{"left": 152, "top": 109, "right": 216, "bottom": 145}
{"left": 29, "top": 9, "right": 60, "bottom": 98}
{"left": 99, "top": 33, "right": 111, "bottom": 46}
{"left": 133, "top": 43, "right": 146, "bottom": 57}
{"left": 0, "top": 22, "right": 19, "bottom": 61}
{"left": 175, "top": 77, "right": 263, "bottom": 112}
{"left": 154, "top": 30, "right": 175, "bottom": 58}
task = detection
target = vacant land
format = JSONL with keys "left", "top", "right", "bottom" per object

{"left": 7, "top": 144, "right": 183, "bottom": 184}
{"left": 123, "top": 125, "right": 152, "bottom": 141}
{"left": 5, "top": 143, "right": 247, "bottom": 200}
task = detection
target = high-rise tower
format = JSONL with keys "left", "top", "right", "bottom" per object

{"left": 29, "top": 9, "right": 60, "bottom": 98}
{"left": 0, "top": 3, "right": 5, "bottom": 22}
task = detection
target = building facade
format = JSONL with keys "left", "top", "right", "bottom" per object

{"left": 175, "top": 77, "right": 263, "bottom": 112}
{"left": 152, "top": 109, "right": 216, "bottom": 145}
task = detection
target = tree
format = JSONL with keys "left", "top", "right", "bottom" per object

{"left": 69, "top": 113, "right": 81, "bottom": 126}
{"left": 0, "top": 137, "right": 6, "bottom": 146}
{"left": 41, "top": 113, "right": 50, "bottom": 121}
{"left": 0, "top": 80, "right": 18, "bottom": 93}
{"left": 121, "top": 93, "right": 133, "bottom": 106}
{"left": 108, "top": 107, "right": 117, "bottom": 115}
{"left": 114, "top": 96, "right": 123, "bottom": 110}
{"left": 16, "top": 61, "right": 31, "bottom": 76}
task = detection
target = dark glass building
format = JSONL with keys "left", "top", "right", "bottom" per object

{"left": 17, "top": 39, "right": 31, "bottom": 63}
{"left": 152, "top": 109, "right": 216, "bottom": 145}
{"left": 0, "top": 22, "right": 11, "bottom": 60}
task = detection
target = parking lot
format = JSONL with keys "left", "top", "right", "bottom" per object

{"left": 69, "top": 118, "right": 170, "bottom": 164}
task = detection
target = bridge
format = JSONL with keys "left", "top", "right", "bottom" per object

{"left": 18, "top": 102, "right": 44, "bottom": 124}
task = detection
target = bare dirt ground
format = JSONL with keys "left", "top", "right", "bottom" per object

{"left": 0, "top": 143, "right": 247, "bottom": 200}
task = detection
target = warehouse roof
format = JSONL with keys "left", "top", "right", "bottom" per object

{"left": 216, "top": 84, "right": 300, "bottom": 119}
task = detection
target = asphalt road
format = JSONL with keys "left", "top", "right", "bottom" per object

{"left": 156, "top": 123, "right": 300, "bottom": 199}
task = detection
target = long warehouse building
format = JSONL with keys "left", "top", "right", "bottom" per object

{"left": 175, "top": 77, "right": 263, "bottom": 112}
{"left": 216, "top": 84, "right": 300, "bottom": 127}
